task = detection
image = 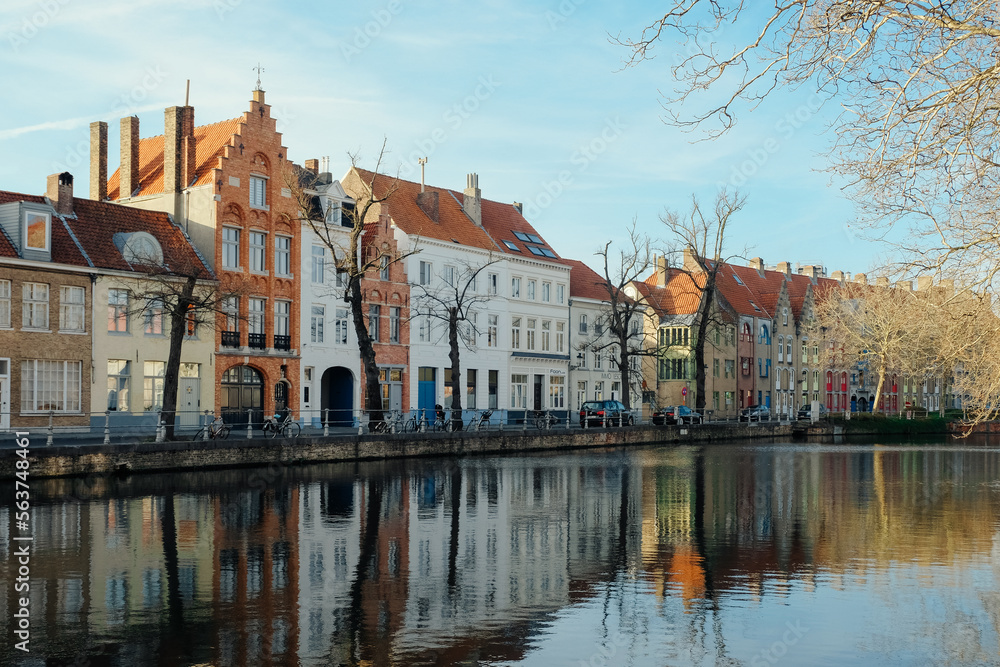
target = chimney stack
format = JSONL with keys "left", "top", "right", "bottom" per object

{"left": 831, "top": 270, "right": 845, "bottom": 282}
{"left": 853, "top": 273, "right": 868, "bottom": 285}
{"left": 180, "top": 105, "right": 196, "bottom": 189}
{"left": 304, "top": 159, "right": 319, "bottom": 175}
{"left": 777, "top": 261, "right": 792, "bottom": 276}
{"left": 875, "top": 276, "right": 890, "bottom": 287}
{"left": 463, "top": 173, "right": 482, "bottom": 225}
{"left": 120, "top": 116, "right": 140, "bottom": 199}
{"left": 512, "top": 202, "right": 523, "bottom": 215}
{"left": 89, "top": 121, "right": 107, "bottom": 201}
{"left": 916, "top": 276, "right": 934, "bottom": 291}
{"left": 749, "top": 257, "right": 764, "bottom": 272}
{"left": 656, "top": 255, "right": 668, "bottom": 285}
{"left": 46, "top": 172, "right": 74, "bottom": 215}
{"left": 164, "top": 106, "right": 184, "bottom": 194}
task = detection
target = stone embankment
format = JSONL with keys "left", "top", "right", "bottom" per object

{"left": 1, "top": 422, "right": 792, "bottom": 479}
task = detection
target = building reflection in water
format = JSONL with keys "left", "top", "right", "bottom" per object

{"left": 3, "top": 442, "right": 1000, "bottom": 665}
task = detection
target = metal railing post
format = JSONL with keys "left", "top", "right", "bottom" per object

{"left": 359, "top": 410, "right": 364, "bottom": 435}
{"left": 46, "top": 410, "right": 54, "bottom": 446}
{"left": 203, "top": 410, "right": 211, "bottom": 441}
{"left": 103, "top": 410, "right": 111, "bottom": 445}
{"left": 246, "top": 409, "right": 253, "bottom": 439}
{"left": 323, "top": 408, "right": 330, "bottom": 437}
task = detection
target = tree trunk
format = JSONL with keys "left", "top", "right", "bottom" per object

{"left": 348, "top": 277, "right": 383, "bottom": 427}
{"left": 872, "top": 365, "right": 886, "bottom": 414}
{"left": 448, "top": 308, "right": 463, "bottom": 431}
{"left": 618, "top": 332, "right": 631, "bottom": 411}
{"left": 692, "top": 278, "right": 715, "bottom": 413}
{"left": 162, "top": 276, "right": 196, "bottom": 440}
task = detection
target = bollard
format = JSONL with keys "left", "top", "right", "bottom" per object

{"left": 46, "top": 410, "right": 54, "bottom": 446}
{"left": 156, "top": 417, "right": 165, "bottom": 443}
{"left": 203, "top": 410, "right": 211, "bottom": 441}
{"left": 359, "top": 411, "right": 364, "bottom": 436}
{"left": 247, "top": 409, "right": 253, "bottom": 440}
{"left": 522, "top": 413, "right": 527, "bottom": 432}
{"left": 323, "top": 408, "right": 330, "bottom": 437}
{"left": 104, "top": 410, "right": 111, "bottom": 445}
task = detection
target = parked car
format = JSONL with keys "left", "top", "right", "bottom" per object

{"left": 579, "top": 400, "right": 633, "bottom": 427}
{"left": 739, "top": 405, "right": 771, "bottom": 422}
{"left": 797, "top": 403, "right": 829, "bottom": 420}
{"left": 652, "top": 405, "right": 703, "bottom": 425}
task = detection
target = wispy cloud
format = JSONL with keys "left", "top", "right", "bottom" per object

{"left": 0, "top": 104, "right": 163, "bottom": 140}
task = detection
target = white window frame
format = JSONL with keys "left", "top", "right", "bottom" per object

{"left": 335, "top": 307, "right": 349, "bottom": 345}
{"left": 21, "top": 359, "right": 81, "bottom": 413}
{"left": 222, "top": 227, "right": 241, "bottom": 269}
{"left": 487, "top": 314, "right": 499, "bottom": 348}
{"left": 249, "top": 297, "right": 266, "bottom": 335}
{"left": 311, "top": 305, "right": 325, "bottom": 343}
{"left": 311, "top": 245, "right": 326, "bottom": 284}
{"left": 419, "top": 261, "right": 433, "bottom": 286}
{"left": 59, "top": 285, "right": 85, "bottom": 332}
{"left": 0, "top": 279, "right": 10, "bottom": 328}
{"left": 275, "top": 235, "right": 292, "bottom": 277}
{"left": 249, "top": 175, "right": 268, "bottom": 209}
{"left": 249, "top": 230, "right": 267, "bottom": 273}
{"left": 511, "top": 277, "right": 521, "bottom": 299}
{"left": 274, "top": 300, "right": 290, "bottom": 337}
{"left": 542, "top": 282, "right": 551, "bottom": 302}
{"left": 144, "top": 298, "right": 164, "bottom": 335}
{"left": 22, "top": 282, "right": 49, "bottom": 330}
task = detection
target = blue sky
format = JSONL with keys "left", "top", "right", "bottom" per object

{"left": 0, "top": 0, "right": 881, "bottom": 277}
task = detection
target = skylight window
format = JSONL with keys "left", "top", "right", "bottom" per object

{"left": 513, "top": 231, "right": 530, "bottom": 242}
{"left": 513, "top": 231, "right": 545, "bottom": 244}
{"left": 527, "top": 233, "right": 543, "bottom": 244}
{"left": 540, "top": 247, "right": 556, "bottom": 258}
{"left": 750, "top": 300, "right": 761, "bottom": 312}
{"left": 733, "top": 273, "right": 744, "bottom": 285}
{"left": 503, "top": 240, "right": 520, "bottom": 252}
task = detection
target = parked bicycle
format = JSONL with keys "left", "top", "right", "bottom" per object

{"left": 370, "top": 411, "right": 418, "bottom": 434}
{"left": 533, "top": 410, "right": 557, "bottom": 430}
{"left": 475, "top": 409, "right": 493, "bottom": 431}
{"left": 194, "top": 417, "right": 231, "bottom": 441}
{"left": 262, "top": 410, "right": 301, "bottom": 439}
{"left": 431, "top": 404, "right": 462, "bottom": 432}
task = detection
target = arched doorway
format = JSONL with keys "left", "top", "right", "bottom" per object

{"left": 321, "top": 366, "right": 354, "bottom": 427}
{"left": 221, "top": 365, "right": 264, "bottom": 425}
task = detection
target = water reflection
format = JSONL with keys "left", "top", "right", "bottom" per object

{"left": 3, "top": 442, "right": 1000, "bottom": 665}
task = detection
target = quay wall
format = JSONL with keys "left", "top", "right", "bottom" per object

{"left": 1, "top": 423, "right": 792, "bottom": 479}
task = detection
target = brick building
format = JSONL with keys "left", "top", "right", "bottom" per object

{"left": 103, "top": 89, "right": 301, "bottom": 426}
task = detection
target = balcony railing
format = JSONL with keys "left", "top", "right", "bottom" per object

{"left": 274, "top": 334, "right": 290, "bottom": 351}
{"left": 248, "top": 333, "right": 266, "bottom": 350}
{"left": 221, "top": 330, "right": 240, "bottom": 348}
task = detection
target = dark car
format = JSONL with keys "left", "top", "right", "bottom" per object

{"left": 797, "top": 403, "right": 829, "bottom": 420}
{"left": 579, "top": 400, "right": 633, "bottom": 427}
{"left": 739, "top": 404, "right": 771, "bottom": 422}
{"left": 652, "top": 405, "right": 703, "bottom": 425}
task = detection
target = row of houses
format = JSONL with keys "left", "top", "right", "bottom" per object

{"left": 0, "top": 87, "right": 951, "bottom": 433}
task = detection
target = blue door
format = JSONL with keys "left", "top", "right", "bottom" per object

{"left": 418, "top": 367, "right": 436, "bottom": 416}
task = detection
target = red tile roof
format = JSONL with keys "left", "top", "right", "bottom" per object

{"left": 634, "top": 268, "right": 705, "bottom": 318}
{"left": 564, "top": 258, "right": 611, "bottom": 301}
{"left": 107, "top": 118, "right": 242, "bottom": 199}
{"left": 0, "top": 190, "right": 211, "bottom": 276}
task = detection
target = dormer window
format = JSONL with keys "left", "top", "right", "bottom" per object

{"left": 24, "top": 210, "right": 50, "bottom": 252}
{"left": 115, "top": 232, "right": 164, "bottom": 266}
{"left": 326, "top": 201, "right": 341, "bottom": 225}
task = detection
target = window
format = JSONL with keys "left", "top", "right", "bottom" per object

{"left": 556, "top": 284, "right": 565, "bottom": 304}
{"left": 549, "top": 376, "right": 565, "bottom": 408}
{"left": 725, "top": 391, "right": 734, "bottom": 407}
{"left": 335, "top": 308, "right": 349, "bottom": 344}
{"left": 311, "top": 305, "right": 325, "bottom": 343}
{"left": 579, "top": 314, "right": 588, "bottom": 334}
{"left": 801, "top": 340, "right": 808, "bottom": 365}
{"left": 489, "top": 370, "right": 498, "bottom": 409}
{"left": 511, "top": 277, "right": 521, "bottom": 298}
{"left": 786, "top": 341, "right": 792, "bottom": 360}
{"left": 390, "top": 307, "right": 400, "bottom": 343}
{"left": 777, "top": 335, "right": 784, "bottom": 362}
{"left": 812, "top": 344, "right": 819, "bottom": 364}
{"left": 336, "top": 269, "right": 347, "bottom": 288}
{"left": 577, "top": 381, "right": 588, "bottom": 410}
{"left": 23, "top": 209, "right": 50, "bottom": 252}
{"left": 223, "top": 296, "right": 239, "bottom": 332}
{"left": 222, "top": 227, "right": 240, "bottom": 269}
{"left": 488, "top": 272, "right": 498, "bottom": 295}
{"left": 783, "top": 308, "right": 789, "bottom": 326}
{"left": 443, "top": 265, "right": 455, "bottom": 286}
{"left": 759, "top": 323, "right": 770, "bottom": 345}
{"left": 275, "top": 300, "right": 290, "bottom": 336}
{"left": 21, "top": 359, "right": 81, "bottom": 412}
{"left": 60, "top": 286, "right": 85, "bottom": 332}
{"left": 579, "top": 348, "right": 587, "bottom": 368}
{"left": 556, "top": 321, "right": 565, "bottom": 352}
{"left": 542, "top": 282, "right": 551, "bottom": 302}
{"left": 725, "top": 359, "right": 735, "bottom": 378}
{"left": 465, "top": 312, "right": 478, "bottom": 347}
{"left": 311, "top": 246, "right": 326, "bottom": 284}
{"left": 419, "top": 261, "right": 433, "bottom": 286}
{"left": 143, "top": 361, "right": 165, "bottom": 412}
{"left": 144, "top": 299, "right": 163, "bottom": 335}
{"left": 275, "top": 236, "right": 291, "bottom": 276}
{"left": 595, "top": 318, "right": 604, "bottom": 336}
{"left": 250, "top": 231, "right": 267, "bottom": 273}
{"left": 380, "top": 255, "right": 390, "bottom": 281}
{"left": 249, "top": 176, "right": 267, "bottom": 208}
{"left": 713, "top": 391, "right": 720, "bottom": 411}
{"left": 541, "top": 320, "right": 551, "bottom": 351}
{"left": 511, "top": 316, "right": 521, "bottom": 350}
{"left": 107, "top": 360, "right": 130, "bottom": 412}
{"left": 527, "top": 280, "right": 536, "bottom": 300}
{"left": 594, "top": 381, "right": 604, "bottom": 401}
{"left": 368, "top": 305, "right": 380, "bottom": 341}
{"left": 713, "top": 358, "right": 720, "bottom": 377}
{"left": 249, "top": 298, "right": 265, "bottom": 334}
{"left": 487, "top": 314, "right": 498, "bottom": 348}
{"left": 467, "top": 369, "right": 477, "bottom": 409}
{"left": 510, "top": 374, "right": 527, "bottom": 409}
{"left": 526, "top": 318, "right": 536, "bottom": 350}
{"left": 0, "top": 280, "right": 9, "bottom": 328}
{"left": 594, "top": 350, "right": 602, "bottom": 370}
{"left": 23, "top": 282, "right": 49, "bottom": 329}
{"left": 418, "top": 316, "right": 431, "bottom": 342}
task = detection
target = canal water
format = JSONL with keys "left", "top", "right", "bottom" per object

{"left": 3, "top": 439, "right": 1000, "bottom": 666}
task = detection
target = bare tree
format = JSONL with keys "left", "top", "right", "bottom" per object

{"left": 122, "top": 257, "right": 245, "bottom": 440}
{"left": 661, "top": 190, "right": 746, "bottom": 412}
{"left": 411, "top": 258, "right": 499, "bottom": 430}
{"left": 289, "top": 140, "right": 414, "bottom": 428}
{"left": 589, "top": 223, "right": 656, "bottom": 412}
{"left": 617, "top": 2, "right": 1000, "bottom": 289}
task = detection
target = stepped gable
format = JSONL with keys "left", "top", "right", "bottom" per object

{"left": 0, "top": 190, "right": 88, "bottom": 265}
{"left": 107, "top": 117, "right": 242, "bottom": 199}
{"left": 352, "top": 168, "right": 498, "bottom": 251}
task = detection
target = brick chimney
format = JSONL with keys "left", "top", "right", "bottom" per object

{"left": 916, "top": 276, "right": 934, "bottom": 291}
{"left": 896, "top": 280, "right": 913, "bottom": 291}
{"left": 89, "top": 121, "right": 107, "bottom": 201}
{"left": 417, "top": 190, "right": 439, "bottom": 222}
{"left": 164, "top": 106, "right": 184, "bottom": 194}
{"left": 749, "top": 257, "right": 764, "bottom": 273}
{"left": 304, "top": 159, "right": 319, "bottom": 175}
{"left": 180, "top": 105, "right": 196, "bottom": 189}
{"left": 831, "top": 270, "right": 845, "bottom": 282}
{"left": 656, "top": 255, "right": 668, "bottom": 285}
{"left": 777, "top": 261, "right": 792, "bottom": 277}
{"left": 682, "top": 247, "right": 701, "bottom": 273}
{"left": 853, "top": 273, "right": 867, "bottom": 285}
{"left": 463, "top": 173, "right": 481, "bottom": 225}
{"left": 875, "top": 276, "right": 890, "bottom": 287}
{"left": 512, "top": 202, "right": 523, "bottom": 215}
{"left": 120, "top": 116, "right": 139, "bottom": 199}
{"left": 46, "top": 172, "right": 74, "bottom": 215}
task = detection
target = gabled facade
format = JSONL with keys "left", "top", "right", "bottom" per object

{"left": 101, "top": 89, "right": 300, "bottom": 426}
